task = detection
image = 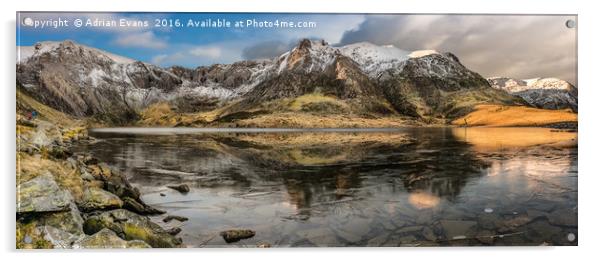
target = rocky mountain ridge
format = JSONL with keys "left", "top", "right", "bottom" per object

{"left": 17, "top": 39, "right": 559, "bottom": 125}
{"left": 488, "top": 77, "right": 578, "bottom": 112}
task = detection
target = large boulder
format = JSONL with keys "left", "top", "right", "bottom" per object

{"left": 78, "top": 187, "right": 123, "bottom": 212}
{"left": 37, "top": 203, "right": 85, "bottom": 235}
{"left": 17, "top": 203, "right": 86, "bottom": 249}
{"left": 39, "top": 225, "right": 84, "bottom": 249}
{"left": 73, "top": 228, "right": 151, "bottom": 249}
{"left": 17, "top": 174, "right": 73, "bottom": 214}
{"left": 83, "top": 209, "right": 181, "bottom": 248}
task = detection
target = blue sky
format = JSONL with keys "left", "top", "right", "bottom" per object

{"left": 16, "top": 12, "right": 577, "bottom": 84}
{"left": 17, "top": 12, "right": 365, "bottom": 67}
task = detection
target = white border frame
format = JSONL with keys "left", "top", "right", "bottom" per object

{"left": 3, "top": 1, "right": 600, "bottom": 261}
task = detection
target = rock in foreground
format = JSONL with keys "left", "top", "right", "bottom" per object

{"left": 83, "top": 209, "right": 182, "bottom": 248}
{"left": 220, "top": 229, "right": 256, "bottom": 243}
{"left": 17, "top": 174, "right": 73, "bottom": 214}
{"left": 73, "top": 228, "right": 151, "bottom": 249}
{"left": 78, "top": 187, "right": 123, "bottom": 212}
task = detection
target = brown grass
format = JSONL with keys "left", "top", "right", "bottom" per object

{"left": 16, "top": 88, "right": 77, "bottom": 127}
{"left": 235, "top": 112, "right": 420, "bottom": 128}
{"left": 451, "top": 127, "right": 577, "bottom": 152}
{"left": 452, "top": 104, "right": 577, "bottom": 127}
{"left": 17, "top": 152, "right": 85, "bottom": 201}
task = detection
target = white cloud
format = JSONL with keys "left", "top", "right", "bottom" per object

{"left": 339, "top": 15, "right": 577, "bottom": 85}
{"left": 151, "top": 54, "right": 169, "bottom": 65}
{"left": 113, "top": 31, "right": 167, "bottom": 49}
{"left": 150, "top": 43, "right": 239, "bottom": 68}
{"left": 189, "top": 46, "right": 222, "bottom": 59}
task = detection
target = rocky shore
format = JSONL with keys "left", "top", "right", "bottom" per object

{"left": 16, "top": 113, "right": 182, "bottom": 249}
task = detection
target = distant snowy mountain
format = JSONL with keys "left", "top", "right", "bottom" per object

{"left": 17, "top": 39, "right": 521, "bottom": 121}
{"left": 488, "top": 77, "right": 578, "bottom": 112}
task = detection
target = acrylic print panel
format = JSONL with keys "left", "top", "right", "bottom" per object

{"left": 15, "top": 12, "right": 577, "bottom": 248}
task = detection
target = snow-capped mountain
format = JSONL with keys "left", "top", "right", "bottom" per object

{"left": 17, "top": 39, "right": 521, "bottom": 121}
{"left": 234, "top": 39, "right": 517, "bottom": 118}
{"left": 488, "top": 77, "right": 578, "bottom": 112}
{"left": 17, "top": 41, "right": 184, "bottom": 121}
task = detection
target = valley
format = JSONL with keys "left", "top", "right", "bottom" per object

{"left": 16, "top": 39, "right": 577, "bottom": 128}
{"left": 15, "top": 38, "right": 578, "bottom": 248}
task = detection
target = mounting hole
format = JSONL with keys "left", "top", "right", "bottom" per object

{"left": 567, "top": 233, "right": 576, "bottom": 242}
{"left": 22, "top": 17, "right": 34, "bottom": 27}
{"left": 565, "top": 19, "right": 576, "bottom": 29}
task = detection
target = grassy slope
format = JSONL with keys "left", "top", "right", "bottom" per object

{"left": 138, "top": 93, "right": 426, "bottom": 128}
{"left": 452, "top": 104, "right": 577, "bottom": 127}
{"left": 17, "top": 88, "right": 77, "bottom": 127}
{"left": 139, "top": 98, "right": 577, "bottom": 128}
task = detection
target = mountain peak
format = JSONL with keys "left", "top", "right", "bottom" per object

{"left": 18, "top": 40, "right": 136, "bottom": 65}
{"left": 488, "top": 76, "right": 577, "bottom": 111}
{"left": 17, "top": 39, "right": 518, "bottom": 122}
{"left": 408, "top": 49, "right": 439, "bottom": 58}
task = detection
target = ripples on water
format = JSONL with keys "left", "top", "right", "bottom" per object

{"left": 75, "top": 127, "right": 578, "bottom": 247}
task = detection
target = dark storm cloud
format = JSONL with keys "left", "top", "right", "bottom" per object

{"left": 339, "top": 15, "right": 577, "bottom": 85}
{"left": 242, "top": 40, "right": 293, "bottom": 60}
{"left": 241, "top": 37, "right": 325, "bottom": 60}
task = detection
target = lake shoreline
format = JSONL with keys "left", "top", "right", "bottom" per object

{"left": 16, "top": 116, "right": 183, "bottom": 249}
{"left": 80, "top": 127, "right": 577, "bottom": 247}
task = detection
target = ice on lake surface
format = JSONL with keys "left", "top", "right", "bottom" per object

{"left": 75, "top": 127, "right": 578, "bottom": 247}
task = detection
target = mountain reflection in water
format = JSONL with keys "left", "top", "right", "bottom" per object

{"left": 75, "top": 127, "right": 577, "bottom": 247}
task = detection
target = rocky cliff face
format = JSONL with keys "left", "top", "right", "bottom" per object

{"left": 17, "top": 39, "right": 525, "bottom": 123}
{"left": 232, "top": 39, "right": 520, "bottom": 118}
{"left": 17, "top": 41, "right": 184, "bottom": 122}
{"left": 488, "top": 77, "right": 578, "bottom": 112}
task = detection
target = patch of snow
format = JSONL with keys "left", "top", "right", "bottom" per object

{"left": 408, "top": 50, "right": 439, "bottom": 58}
{"left": 87, "top": 68, "right": 108, "bottom": 87}
{"left": 338, "top": 42, "right": 410, "bottom": 76}
{"left": 339, "top": 42, "right": 409, "bottom": 63}
{"left": 35, "top": 41, "right": 61, "bottom": 53}
{"left": 17, "top": 46, "right": 35, "bottom": 63}
{"left": 184, "top": 86, "right": 235, "bottom": 100}
{"left": 523, "top": 78, "right": 541, "bottom": 86}
{"left": 93, "top": 48, "right": 136, "bottom": 64}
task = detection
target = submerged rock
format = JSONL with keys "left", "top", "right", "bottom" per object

{"left": 499, "top": 214, "right": 533, "bottom": 232}
{"left": 167, "top": 184, "right": 190, "bottom": 193}
{"left": 399, "top": 235, "right": 418, "bottom": 246}
{"left": 17, "top": 174, "right": 73, "bottom": 213}
{"left": 73, "top": 228, "right": 151, "bottom": 249}
{"left": 439, "top": 220, "right": 477, "bottom": 240}
{"left": 475, "top": 230, "right": 496, "bottom": 245}
{"left": 547, "top": 208, "right": 577, "bottom": 227}
{"left": 163, "top": 215, "right": 189, "bottom": 223}
{"left": 478, "top": 213, "right": 504, "bottom": 230}
{"left": 295, "top": 228, "right": 337, "bottom": 246}
{"left": 421, "top": 226, "right": 438, "bottom": 241}
{"left": 220, "top": 229, "right": 256, "bottom": 243}
{"left": 525, "top": 220, "right": 563, "bottom": 241}
{"left": 122, "top": 197, "right": 165, "bottom": 215}
{"left": 79, "top": 187, "right": 123, "bottom": 212}
{"left": 166, "top": 227, "right": 182, "bottom": 236}
{"left": 83, "top": 209, "right": 182, "bottom": 248}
